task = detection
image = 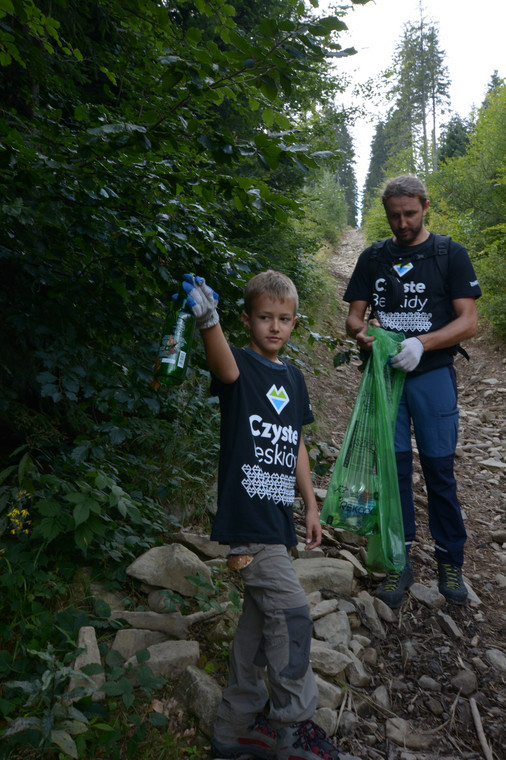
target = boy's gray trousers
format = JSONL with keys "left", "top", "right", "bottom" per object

{"left": 215, "top": 543, "right": 318, "bottom": 728}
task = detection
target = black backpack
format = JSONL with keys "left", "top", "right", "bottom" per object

{"left": 368, "top": 234, "right": 469, "bottom": 360}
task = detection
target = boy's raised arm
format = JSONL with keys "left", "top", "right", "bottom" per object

{"left": 183, "top": 274, "right": 239, "bottom": 384}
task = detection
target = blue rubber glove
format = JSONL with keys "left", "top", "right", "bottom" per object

{"left": 182, "top": 273, "right": 219, "bottom": 330}
{"left": 390, "top": 337, "right": 425, "bottom": 372}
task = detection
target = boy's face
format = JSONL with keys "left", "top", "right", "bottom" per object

{"left": 241, "top": 293, "right": 297, "bottom": 362}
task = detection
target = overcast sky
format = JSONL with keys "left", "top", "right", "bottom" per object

{"left": 325, "top": 0, "right": 504, "bottom": 207}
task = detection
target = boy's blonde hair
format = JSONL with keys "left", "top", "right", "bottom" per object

{"left": 243, "top": 270, "right": 299, "bottom": 315}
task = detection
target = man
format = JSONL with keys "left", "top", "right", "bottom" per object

{"left": 344, "top": 175, "right": 481, "bottom": 608}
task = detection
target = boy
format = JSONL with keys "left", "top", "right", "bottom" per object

{"left": 182, "top": 271, "right": 345, "bottom": 760}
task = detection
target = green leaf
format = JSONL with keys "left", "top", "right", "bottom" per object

{"left": 71, "top": 443, "right": 90, "bottom": 463}
{"left": 260, "top": 77, "right": 278, "bottom": 101}
{"left": 136, "top": 664, "right": 165, "bottom": 690}
{"left": 94, "top": 473, "right": 109, "bottom": 489}
{"left": 105, "top": 649, "right": 125, "bottom": 668}
{"left": 50, "top": 730, "right": 78, "bottom": 758}
{"left": 73, "top": 502, "right": 90, "bottom": 526}
{"left": 33, "top": 516, "right": 64, "bottom": 541}
{"left": 259, "top": 18, "right": 278, "bottom": 36}
{"left": 274, "top": 207, "right": 288, "bottom": 223}
{"left": 275, "top": 112, "right": 292, "bottom": 130}
{"left": 262, "top": 108, "right": 274, "bottom": 128}
{"left": 73, "top": 105, "right": 87, "bottom": 121}
{"left": 0, "top": 464, "right": 17, "bottom": 486}
{"left": 4, "top": 715, "right": 42, "bottom": 736}
{"left": 99, "top": 66, "right": 117, "bottom": 85}
{"left": 0, "top": 0, "right": 16, "bottom": 14}
{"left": 74, "top": 523, "right": 96, "bottom": 552}
{"left": 311, "top": 16, "right": 348, "bottom": 35}
{"left": 186, "top": 27, "right": 202, "bottom": 46}
{"left": 34, "top": 499, "right": 60, "bottom": 516}
{"left": 99, "top": 681, "right": 124, "bottom": 697}
{"left": 149, "top": 711, "right": 168, "bottom": 727}
{"left": 135, "top": 649, "right": 150, "bottom": 664}
{"left": 59, "top": 719, "right": 89, "bottom": 736}
{"left": 94, "top": 599, "right": 111, "bottom": 619}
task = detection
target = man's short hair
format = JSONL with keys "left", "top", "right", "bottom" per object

{"left": 243, "top": 270, "right": 299, "bottom": 315}
{"left": 381, "top": 175, "right": 428, "bottom": 207}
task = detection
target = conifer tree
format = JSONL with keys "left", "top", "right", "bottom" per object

{"left": 437, "top": 115, "right": 471, "bottom": 164}
{"left": 387, "top": 6, "right": 450, "bottom": 172}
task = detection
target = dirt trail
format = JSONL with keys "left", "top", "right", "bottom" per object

{"left": 302, "top": 227, "right": 506, "bottom": 760}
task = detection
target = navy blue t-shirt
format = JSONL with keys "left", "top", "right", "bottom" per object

{"left": 344, "top": 233, "right": 481, "bottom": 374}
{"left": 210, "top": 346, "right": 314, "bottom": 546}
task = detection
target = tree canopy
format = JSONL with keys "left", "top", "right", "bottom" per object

{"left": 0, "top": 0, "right": 365, "bottom": 662}
{"left": 1, "top": 0, "right": 361, "bottom": 465}
{"left": 363, "top": 9, "right": 450, "bottom": 184}
{"left": 0, "top": 2, "right": 369, "bottom": 751}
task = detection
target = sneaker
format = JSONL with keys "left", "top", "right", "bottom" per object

{"left": 277, "top": 719, "right": 342, "bottom": 759}
{"left": 374, "top": 556, "right": 414, "bottom": 608}
{"left": 211, "top": 713, "right": 277, "bottom": 759}
{"left": 438, "top": 562, "right": 468, "bottom": 604}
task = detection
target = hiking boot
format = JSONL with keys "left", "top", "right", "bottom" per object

{"left": 438, "top": 562, "right": 468, "bottom": 604}
{"left": 211, "top": 713, "right": 277, "bottom": 759}
{"left": 374, "top": 557, "right": 414, "bottom": 608}
{"left": 276, "top": 719, "right": 343, "bottom": 759}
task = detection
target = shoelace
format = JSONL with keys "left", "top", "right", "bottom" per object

{"left": 294, "top": 719, "right": 336, "bottom": 752}
{"left": 440, "top": 563, "right": 462, "bottom": 589}
{"left": 251, "top": 713, "right": 276, "bottom": 740}
{"left": 382, "top": 569, "right": 403, "bottom": 591}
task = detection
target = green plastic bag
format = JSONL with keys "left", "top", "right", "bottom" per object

{"left": 320, "top": 326, "right": 406, "bottom": 572}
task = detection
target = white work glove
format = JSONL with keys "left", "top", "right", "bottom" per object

{"left": 182, "top": 273, "right": 219, "bottom": 330}
{"left": 390, "top": 337, "right": 425, "bottom": 372}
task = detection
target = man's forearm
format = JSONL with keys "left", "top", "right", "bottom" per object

{"left": 417, "top": 299, "right": 478, "bottom": 352}
{"left": 346, "top": 313, "right": 366, "bottom": 339}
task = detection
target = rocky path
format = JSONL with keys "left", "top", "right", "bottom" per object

{"left": 302, "top": 227, "right": 506, "bottom": 760}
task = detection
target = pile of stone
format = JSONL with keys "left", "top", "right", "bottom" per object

{"left": 68, "top": 524, "right": 506, "bottom": 760}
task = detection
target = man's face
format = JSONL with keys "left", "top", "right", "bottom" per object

{"left": 384, "top": 195, "right": 429, "bottom": 246}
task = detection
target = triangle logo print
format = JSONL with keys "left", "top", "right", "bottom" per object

{"left": 393, "top": 262, "right": 414, "bottom": 278}
{"left": 266, "top": 384, "right": 289, "bottom": 414}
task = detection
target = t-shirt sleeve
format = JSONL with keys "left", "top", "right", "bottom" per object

{"left": 302, "top": 379, "right": 314, "bottom": 426}
{"left": 343, "top": 248, "right": 373, "bottom": 303}
{"left": 448, "top": 242, "right": 482, "bottom": 300}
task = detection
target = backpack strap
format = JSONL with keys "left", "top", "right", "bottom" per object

{"left": 433, "top": 234, "right": 450, "bottom": 284}
{"left": 367, "top": 239, "right": 397, "bottom": 317}
{"left": 370, "top": 238, "right": 389, "bottom": 258}
{"left": 432, "top": 235, "right": 469, "bottom": 360}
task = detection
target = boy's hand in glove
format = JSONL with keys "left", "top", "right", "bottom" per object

{"left": 390, "top": 337, "right": 425, "bottom": 372}
{"left": 182, "top": 273, "right": 219, "bottom": 330}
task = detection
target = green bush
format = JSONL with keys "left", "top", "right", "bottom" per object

{"left": 473, "top": 231, "right": 506, "bottom": 338}
{"left": 361, "top": 193, "right": 392, "bottom": 245}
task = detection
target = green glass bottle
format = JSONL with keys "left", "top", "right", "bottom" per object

{"left": 154, "top": 286, "right": 196, "bottom": 386}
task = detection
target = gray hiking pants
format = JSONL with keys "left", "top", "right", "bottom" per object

{"left": 216, "top": 543, "right": 318, "bottom": 728}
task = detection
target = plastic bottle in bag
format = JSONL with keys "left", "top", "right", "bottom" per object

{"left": 338, "top": 483, "right": 378, "bottom": 535}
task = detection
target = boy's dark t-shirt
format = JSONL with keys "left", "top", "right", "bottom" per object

{"left": 210, "top": 346, "right": 314, "bottom": 546}
{"left": 343, "top": 233, "right": 482, "bottom": 374}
